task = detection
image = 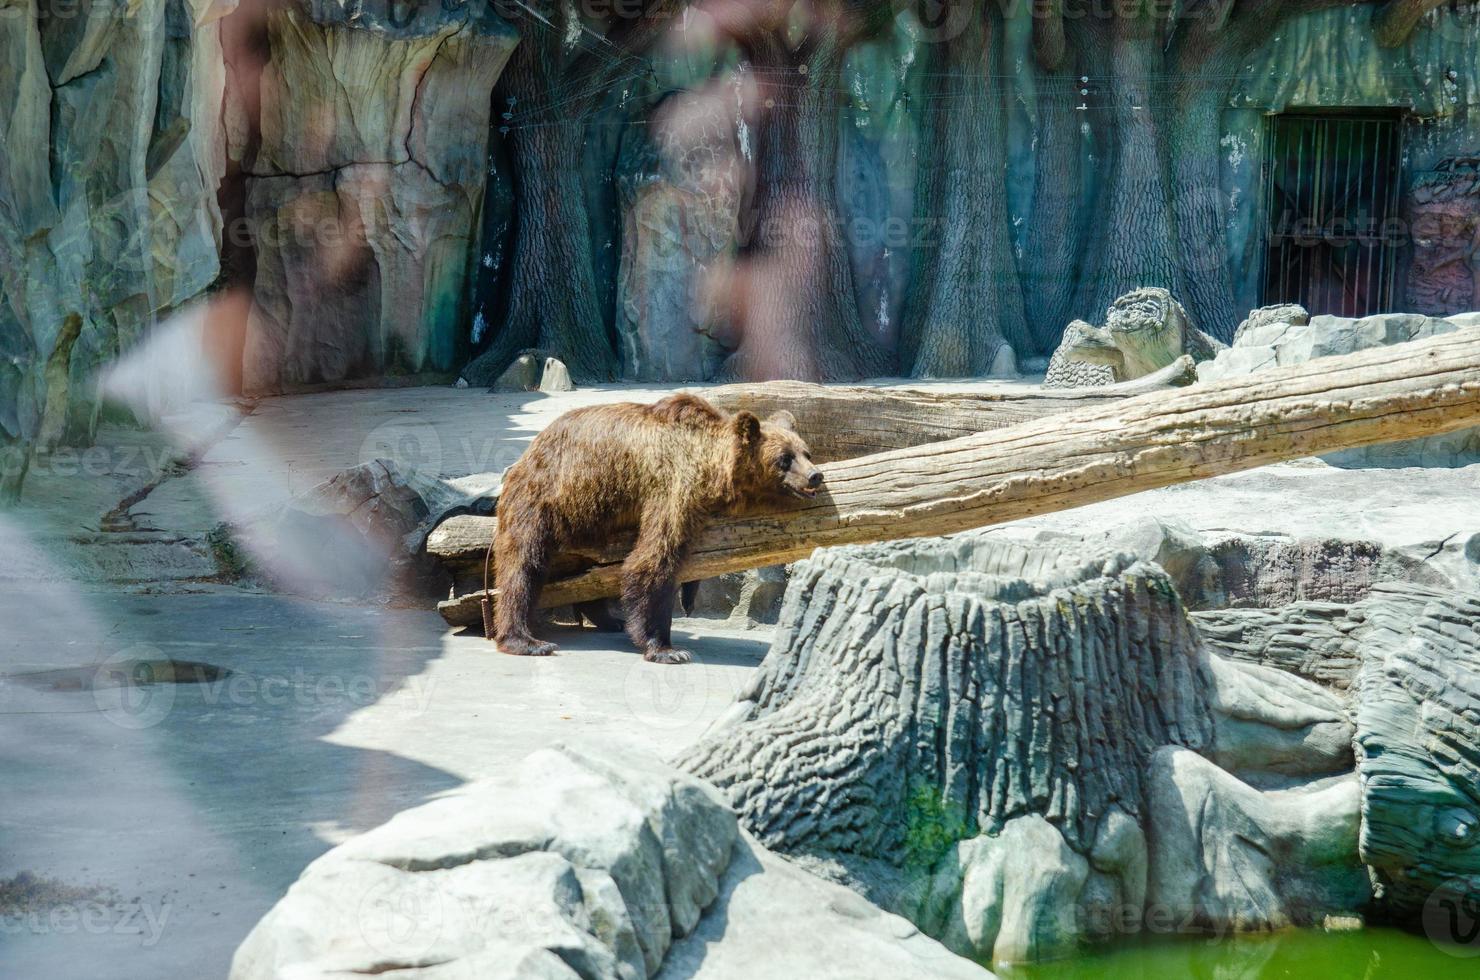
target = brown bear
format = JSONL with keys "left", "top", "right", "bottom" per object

{"left": 493, "top": 393, "right": 822, "bottom": 664}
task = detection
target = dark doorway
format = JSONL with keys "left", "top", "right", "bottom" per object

{"left": 1261, "top": 111, "right": 1404, "bottom": 317}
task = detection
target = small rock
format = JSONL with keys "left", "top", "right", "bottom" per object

{"left": 1232, "top": 303, "right": 1308, "bottom": 345}
{"left": 987, "top": 343, "right": 1017, "bottom": 379}
{"left": 491, "top": 353, "right": 542, "bottom": 392}
{"left": 538, "top": 357, "right": 575, "bottom": 393}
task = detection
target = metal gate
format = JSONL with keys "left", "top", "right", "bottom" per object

{"left": 1260, "top": 112, "right": 1404, "bottom": 318}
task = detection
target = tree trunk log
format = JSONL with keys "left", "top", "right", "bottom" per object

{"left": 724, "top": 32, "right": 893, "bottom": 381}
{"left": 699, "top": 357, "right": 1197, "bottom": 462}
{"left": 1019, "top": 62, "right": 1086, "bottom": 354}
{"left": 899, "top": 7, "right": 1031, "bottom": 374}
{"left": 432, "top": 329, "right": 1480, "bottom": 624}
{"left": 1076, "top": 18, "right": 1180, "bottom": 319}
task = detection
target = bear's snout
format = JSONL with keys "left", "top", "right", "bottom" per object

{"left": 807, "top": 471, "right": 823, "bottom": 490}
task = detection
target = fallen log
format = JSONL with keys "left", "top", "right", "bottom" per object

{"left": 698, "top": 356, "right": 1197, "bottom": 462}
{"left": 433, "top": 330, "right": 1480, "bottom": 626}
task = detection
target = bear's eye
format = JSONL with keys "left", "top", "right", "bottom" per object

{"left": 777, "top": 453, "right": 794, "bottom": 471}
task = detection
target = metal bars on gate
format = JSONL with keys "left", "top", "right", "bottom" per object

{"left": 1261, "top": 112, "right": 1404, "bottom": 318}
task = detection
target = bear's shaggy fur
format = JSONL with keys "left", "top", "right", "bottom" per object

{"left": 493, "top": 394, "right": 822, "bottom": 663}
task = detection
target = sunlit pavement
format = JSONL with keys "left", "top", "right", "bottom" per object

{"left": 0, "top": 581, "right": 765, "bottom": 978}
{"left": 1, "top": 382, "right": 778, "bottom": 978}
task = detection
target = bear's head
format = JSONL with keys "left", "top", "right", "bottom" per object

{"left": 732, "top": 409, "right": 823, "bottom": 501}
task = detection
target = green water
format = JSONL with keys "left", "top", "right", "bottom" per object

{"left": 1001, "top": 928, "right": 1475, "bottom": 980}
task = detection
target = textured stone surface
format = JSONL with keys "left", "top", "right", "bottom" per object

{"left": 915, "top": 815, "right": 1095, "bottom": 964}
{"left": 0, "top": 0, "right": 229, "bottom": 486}
{"left": 679, "top": 538, "right": 1283, "bottom": 962}
{"left": 680, "top": 543, "right": 1215, "bottom": 867}
{"left": 1354, "top": 584, "right": 1480, "bottom": 919}
{"left": 229, "top": 745, "right": 739, "bottom": 979}
{"left": 614, "top": 91, "right": 742, "bottom": 382}
{"left": 1014, "top": 515, "right": 1458, "bottom": 614}
{"left": 1406, "top": 157, "right": 1480, "bottom": 316}
{"left": 683, "top": 565, "right": 790, "bottom": 629}
{"left": 657, "top": 832, "right": 992, "bottom": 980}
{"left": 240, "top": 1, "right": 517, "bottom": 393}
{"left": 672, "top": 530, "right": 1479, "bottom": 961}
{"left": 1193, "top": 602, "right": 1362, "bottom": 691}
{"left": 1232, "top": 303, "right": 1310, "bottom": 345}
{"left": 1144, "top": 748, "right": 1368, "bottom": 933}
{"left": 216, "top": 458, "right": 472, "bottom": 601}
{"left": 1044, "top": 289, "right": 1223, "bottom": 388}
{"left": 1197, "top": 309, "right": 1480, "bottom": 464}
{"left": 1043, "top": 321, "right": 1116, "bottom": 388}
{"left": 231, "top": 743, "right": 986, "bottom": 980}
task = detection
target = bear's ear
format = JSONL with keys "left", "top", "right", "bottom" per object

{"left": 765, "top": 410, "right": 796, "bottom": 432}
{"left": 732, "top": 410, "right": 762, "bottom": 449}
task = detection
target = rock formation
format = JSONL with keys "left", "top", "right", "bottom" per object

{"left": 1353, "top": 584, "right": 1480, "bottom": 918}
{"left": 0, "top": 0, "right": 231, "bottom": 492}
{"left": 1406, "top": 157, "right": 1480, "bottom": 316}
{"left": 1042, "top": 322, "right": 1116, "bottom": 388}
{"left": 678, "top": 530, "right": 1480, "bottom": 963}
{"left": 230, "top": 745, "right": 992, "bottom": 980}
{"left": 214, "top": 457, "right": 499, "bottom": 602}
{"left": 1044, "top": 289, "right": 1224, "bottom": 388}
{"left": 614, "top": 91, "right": 742, "bottom": 382}
{"left": 1197, "top": 306, "right": 1480, "bottom": 464}
{"left": 238, "top": 0, "right": 517, "bottom": 393}
{"left": 0, "top": 0, "right": 517, "bottom": 500}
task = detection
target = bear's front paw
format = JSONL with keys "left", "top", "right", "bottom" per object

{"left": 498, "top": 638, "right": 559, "bottom": 657}
{"left": 642, "top": 645, "right": 693, "bottom": 665}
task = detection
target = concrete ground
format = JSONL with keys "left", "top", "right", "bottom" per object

{"left": 3, "top": 379, "right": 1479, "bottom": 978}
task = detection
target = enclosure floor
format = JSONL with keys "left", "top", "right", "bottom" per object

{"left": 3, "top": 379, "right": 1479, "bottom": 978}
{"left": 0, "top": 583, "right": 765, "bottom": 979}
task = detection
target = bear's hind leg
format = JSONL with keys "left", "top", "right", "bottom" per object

{"left": 493, "top": 512, "right": 559, "bottom": 657}
{"left": 621, "top": 511, "right": 694, "bottom": 665}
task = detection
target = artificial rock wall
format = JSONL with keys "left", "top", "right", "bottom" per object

{"left": 0, "top": 0, "right": 514, "bottom": 497}
{"left": 0, "top": 0, "right": 229, "bottom": 489}
{"left": 237, "top": 0, "right": 516, "bottom": 393}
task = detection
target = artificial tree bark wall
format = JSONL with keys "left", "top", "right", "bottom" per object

{"left": 476, "top": 1, "right": 1478, "bottom": 382}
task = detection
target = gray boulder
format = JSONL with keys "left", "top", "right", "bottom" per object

{"left": 215, "top": 459, "right": 498, "bottom": 602}
{"left": 539, "top": 358, "right": 576, "bottom": 393}
{"left": 490, "top": 354, "right": 577, "bottom": 393}
{"left": 1144, "top": 748, "right": 1368, "bottom": 933}
{"left": 231, "top": 745, "right": 990, "bottom": 980}
{"left": 658, "top": 832, "right": 993, "bottom": 980}
{"left": 1197, "top": 309, "right": 1480, "bottom": 465}
{"left": 492, "top": 353, "right": 545, "bottom": 392}
{"left": 682, "top": 565, "right": 790, "bottom": 628}
{"left": 230, "top": 746, "right": 738, "bottom": 980}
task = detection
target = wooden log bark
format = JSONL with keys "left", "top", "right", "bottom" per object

{"left": 698, "top": 356, "right": 1197, "bottom": 462}
{"left": 432, "top": 330, "right": 1480, "bottom": 625}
